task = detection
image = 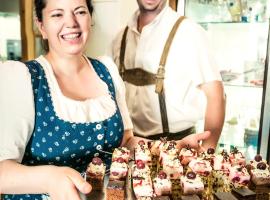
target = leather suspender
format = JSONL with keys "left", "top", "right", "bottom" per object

{"left": 120, "top": 26, "right": 129, "bottom": 78}
{"left": 119, "top": 16, "right": 186, "bottom": 134}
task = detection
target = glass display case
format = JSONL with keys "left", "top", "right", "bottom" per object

{"left": 178, "top": 0, "right": 270, "bottom": 161}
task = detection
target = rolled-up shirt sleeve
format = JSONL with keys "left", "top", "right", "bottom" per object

{"left": 0, "top": 61, "right": 35, "bottom": 163}
{"left": 98, "top": 56, "right": 133, "bottom": 131}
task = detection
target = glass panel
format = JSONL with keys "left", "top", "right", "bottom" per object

{"left": 185, "top": 0, "right": 269, "bottom": 160}
{"left": 185, "top": 0, "right": 270, "bottom": 23}
{"left": 0, "top": 12, "right": 21, "bottom": 61}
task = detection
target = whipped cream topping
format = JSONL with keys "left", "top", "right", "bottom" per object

{"left": 135, "top": 146, "right": 151, "bottom": 163}
{"left": 213, "top": 154, "right": 231, "bottom": 171}
{"left": 110, "top": 161, "right": 128, "bottom": 174}
{"left": 112, "top": 147, "right": 130, "bottom": 162}
{"left": 132, "top": 164, "right": 151, "bottom": 178}
{"left": 87, "top": 162, "right": 106, "bottom": 175}
{"left": 153, "top": 177, "right": 172, "bottom": 189}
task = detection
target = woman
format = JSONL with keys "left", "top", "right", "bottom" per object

{"left": 0, "top": 0, "right": 133, "bottom": 199}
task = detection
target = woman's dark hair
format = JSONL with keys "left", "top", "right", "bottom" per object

{"left": 34, "top": 0, "right": 94, "bottom": 22}
{"left": 34, "top": 0, "right": 93, "bottom": 52}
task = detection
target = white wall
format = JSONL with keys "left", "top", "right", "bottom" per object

{"left": 85, "top": 0, "right": 138, "bottom": 58}
{"left": 0, "top": 14, "right": 21, "bottom": 59}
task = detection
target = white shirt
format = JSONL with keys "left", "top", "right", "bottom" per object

{"left": 0, "top": 55, "right": 132, "bottom": 163}
{"left": 111, "top": 6, "right": 221, "bottom": 137}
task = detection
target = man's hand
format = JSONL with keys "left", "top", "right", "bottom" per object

{"left": 177, "top": 131, "right": 211, "bottom": 152}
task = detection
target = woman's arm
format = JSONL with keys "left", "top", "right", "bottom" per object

{"left": 0, "top": 160, "right": 91, "bottom": 200}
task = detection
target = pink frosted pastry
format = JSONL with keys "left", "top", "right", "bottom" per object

{"left": 188, "top": 158, "right": 212, "bottom": 177}
{"left": 249, "top": 160, "right": 270, "bottom": 186}
{"left": 133, "top": 176, "right": 154, "bottom": 198}
{"left": 153, "top": 171, "right": 172, "bottom": 196}
{"left": 179, "top": 145, "right": 197, "bottom": 166}
{"left": 229, "top": 165, "right": 250, "bottom": 188}
{"left": 132, "top": 160, "right": 151, "bottom": 179}
{"left": 162, "top": 156, "right": 183, "bottom": 179}
{"left": 159, "top": 141, "right": 178, "bottom": 166}
{"left": 200, "top": 148, "right": 216, "bottom": 166}
{"left": 213, "top": 153, "right": 231, "bottom": 175}
{"left": 229, "top": 147, "right": 245, "bottom": 166}
{"left": 181, "top": 171, "right": 204, "bottom": 195}
{"left": 112, "top": 147, "right": 130, "bottom": 163}
{"left": 86, "top": 157, "right": 106, "bottom": 190}
{"left": 109, "top": 158, "right": 128, "bottom": 180}
{"left": 135, "top": 140, "right": 152, "bottom": 164}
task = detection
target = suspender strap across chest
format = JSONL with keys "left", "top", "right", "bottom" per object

{"left": 119, "top": 16, "right": 186, "bottom": 134}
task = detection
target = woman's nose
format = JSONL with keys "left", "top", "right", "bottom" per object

{"left": 65, "top": 13, "right": 78, "bottom": 28}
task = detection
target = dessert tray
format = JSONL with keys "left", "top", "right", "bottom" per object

{"left": 85, "top": 140, "right": 270, "bottom": 200}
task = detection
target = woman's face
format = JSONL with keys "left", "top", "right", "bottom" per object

{"left": 37, "top": 0, "right": 91, "bottom": 56}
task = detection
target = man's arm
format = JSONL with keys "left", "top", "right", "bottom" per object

{"left": 199, "top": 80, "right": 226, "bottom": 150}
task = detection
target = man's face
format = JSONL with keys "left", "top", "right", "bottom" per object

{"left": 137, "top": 0, "right": 167, "bottom": 12}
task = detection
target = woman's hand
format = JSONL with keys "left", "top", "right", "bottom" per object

{"left": 46, "top": 166, "right": 92, "bottom": 200}
{"left": 177, "top": 131, "right": 211, "bottom": 152}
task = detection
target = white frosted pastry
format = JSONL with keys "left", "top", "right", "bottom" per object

{"left": 179, "top": 146, "right": 197, "bottom": 166}
{"left": 213, "top": 154, "right": 231, "bottom": 175}
{"left": 133, "top": 176, "right": 153, "bottom": 198}
{"left": 188, "top": 158, "right": 212, "bottom": 177}
{"left": 135, "top": 140, "right": 152, "bottom": 164}
{"left": 153, "top": 171, "right": 172, "bottom": 196}
{"left": 162, "top": 156, "right": 183, "bottom": 179}
{"left": 181, "top": 171, "right": 204, "bottom": 195}
{"left": 112, "top": 147, "right": 130, "bottom": 163}
{"left": 250, "top": 161, "right": 270, "bottom": 186}
{"left": 109, "top": 160, "right": 128, "bottom": 180}
{"left": 229, "top": 147, "right": 245, "bottom": 166}
{"left": 229, "top": 165, "right": 250, "bottom": 187}
{"left": 87, "top": 157, "right": 106, "bottom": 176}
{"left": 132, "top": 160, "right": 151, "bottom": 178}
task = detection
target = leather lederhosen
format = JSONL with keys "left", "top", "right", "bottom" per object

{"left": 119, "top": 16, "right": 195, "bottom": 140}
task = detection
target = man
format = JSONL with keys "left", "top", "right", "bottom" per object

{"left": 110, "top": 0, "right": 225, "bottom": 150}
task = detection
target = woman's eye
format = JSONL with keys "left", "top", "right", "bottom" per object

{"left": 76, "top": 11, "right": 87, "bottom": 15}
{"left": 51, "top": 13, "right": 62, "bottom": 18}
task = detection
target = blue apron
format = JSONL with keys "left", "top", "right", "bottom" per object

{"left": 3, "top": 58, "right": 124, "bottom": 200}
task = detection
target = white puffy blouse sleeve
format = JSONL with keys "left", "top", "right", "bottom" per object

{"left": 97, "top": 56, "right": 133, "bottom": 131}
{"left": 0, "top": 61, "right": 35, "bottom": 163}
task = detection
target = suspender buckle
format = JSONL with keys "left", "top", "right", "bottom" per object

{"left": 155, "top": 65, "right": 165, "bottom": 94}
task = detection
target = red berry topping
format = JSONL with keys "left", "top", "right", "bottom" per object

{"left": 186, "top": 171, "right": 196, "bottom": 179}
{"left": 136, "top": 160, "right": 145, "bottom": 169}
{"left": 92, "top": 157, "right": 103, "bottom": 165}
{"left": 232, "top": 176, "right": 240, "bottom": 183}
{"left": 116, "top": 157, "right": 125, "bottom": 163}
{"left": 111, "top": 171, "right": 119, "bottom": 176}
{"left": 207, "top": 148, "right": 215, "bottom": 155}
{"left": 158, "top": 171, "right": 167, "bottom": 179}
{"left": 257, "top": 162, "right": 267, "bottom": 170}
{"left": 254, "top": 154, "right": 262, "bottom": 162}
{"left": 138, "top": 140, "right": 145, "bottom": 146}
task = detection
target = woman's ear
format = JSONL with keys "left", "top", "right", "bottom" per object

{"left": 35, "top": 17, "right": 47, "bottom": 39}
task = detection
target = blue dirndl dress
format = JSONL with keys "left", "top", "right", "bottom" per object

{"left": 3, "top": 58, "right": 124, "bottom": 200}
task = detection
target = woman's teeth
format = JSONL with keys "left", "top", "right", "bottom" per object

{"left": 62, "top": 33, "right": 81, "bottom": 40}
